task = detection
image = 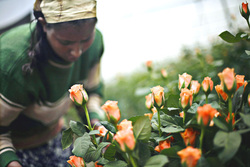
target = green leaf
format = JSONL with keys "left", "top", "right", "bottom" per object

{"left": 133, "top": 116, "right": 151, "bottom": 141}
{"left": 213, "top": 130, "right": 242, "bottom": 163}
{"left": 93, "top": 142, "right": 111, "bottom": 161}
{"left": 232, "top": 86, "right": 244, "bottom": 114}
{"left": 72, "top": 133, "right": 91, "bottom": 157}
{"left": 245, "top": 50, "right": 250, "bottom": 56}
{"left": 104, "top": 160, "right": 127, "bottom": 167}
{"left": 144, "top": 155, "right": 169, "bottom": 167}
{"left": 219, "top": 31, "right": 241, "bottom": 43}
{"left": 100, "top": 121, "right": 116, "bottom": 133}
{"left": 240, "top": 113, "right": 250, "bottom": 127}
{"left": 61, "top": 128, "right": 73, "bottom": 150}
{"left": 83, "top": 144, "right": 96, "bottom": 162}
{"left": 104, "top": 144, "right": 116, "bottom": 161}
{"left": 213, "top": 116, "right": 229, "bottom": 132}
{"left": 160, "top": 114, "right": 184, "bottom": 133}
{"left": 89, "top": 130, "right": 100, "bottom": 135}
{"left": 69, "top": 120, "right": 86, "bottom": 136}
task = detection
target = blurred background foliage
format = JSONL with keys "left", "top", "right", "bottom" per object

{"left": 103, "top": 37, "right": 250, "bottom": 121}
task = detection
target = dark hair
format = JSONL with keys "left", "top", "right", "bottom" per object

{"left": 22, "top": 11, "right": 97, "bottom": 75}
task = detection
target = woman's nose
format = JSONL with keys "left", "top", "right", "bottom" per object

{"left": 70, "top": 43, "right": 83, "bottom": 57}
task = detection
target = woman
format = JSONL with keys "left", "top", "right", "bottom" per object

{"left": 0, "top": 0, "right": 106, "bottom": 166}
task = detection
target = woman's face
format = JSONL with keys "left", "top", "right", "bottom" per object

{"left": 43, "top": 19, "right": 96, "bottom": 62}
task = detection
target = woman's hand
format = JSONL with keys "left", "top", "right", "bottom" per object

{"left": 7, "top": 161, "right": 22, "bottom": 167}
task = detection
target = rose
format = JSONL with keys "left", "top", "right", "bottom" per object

{"left": 146, "top": 60, "right": 152, "bottom": 71}
{"left": 94, "top": 161, "right": 103, "bottom": 167}
{"left": 180, "top": 128, "right": 198, "bottom": 147}
{"left": 248, "top": 94, "right": 250, "bottom": 107}
{"left": 151, "top": 85, "right": 165, "bottom": 109}
{"left": 101, "top": 100, "right": 121, "bottom": 124}
{"left": 177, "top": 146, "right": 201, "bottom": 167}
{"left": 218, "top": 68, "right": 236, "bottom": 95}
{"left": 117, "top": 119, "right": 133, "bottom": 131}
{"left": 154, "top": 137, "right": 173, "bottom": 153}
{"left": 215, "top": 84, "right": 228, "bottom": 101}
{"left": 180, "top": 88, "right": 193, "bottom": 110}
{"left": 202, "top": 77, "right": 213, "bottom": 95}
{"left": 69, "top": 84, "right": 88, "bottom": 106}
{"left": 190, "top": 80, "right": 201, "bottom": 95}
{"left": 145, "top": 93, "right": 153, "bottom": 110}
{"left": 67, "top": 155, "right": 85, "bottom": 167}
{"left": 178, "top": 73, "right": 192, "bottom": 90}
{"left": 235, "top": 75, "right": 248, "bottom": 91}
{"left": 144, "top": 113, "right": 153, "bottom": 120}
{"left": 97, "top": 125, "right": 112, "bottom": 140}
{"left": 161, "top": 68, "right": 168, "bottom": 79}
{"left": 240, "top": 2, "right": 250, "bottom": 20}
{"left": 197, "top": 104, "right": 219, "bottom": 126}
{"left": 113, "top": 129, "right": 136, "bottom": 152}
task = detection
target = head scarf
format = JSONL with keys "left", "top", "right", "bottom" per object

{"left": 33, "top": 0, "right": 96, "bottom": 23}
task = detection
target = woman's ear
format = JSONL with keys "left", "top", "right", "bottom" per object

{"left": 38, "top": 17, "right": 47, "bottom": 32}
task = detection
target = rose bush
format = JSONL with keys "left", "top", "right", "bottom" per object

{"left": 63, "top": 66, "right": 250, "bottom": 167}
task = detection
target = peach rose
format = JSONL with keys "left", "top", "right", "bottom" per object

{"left": 177, "top": 146, "right": 201, "bottom": 167}
{"left": 161, "top": 68, "right": 168, "bottom": 79}
{"left": 144, "top": 113, "right": 153, "bottom": 120}
{"left": 190, "top": 80, "right": 201, "bottom": 95}
{"left": 180, "top": 88, "right": 193, "bottom": 109}
{"left": 248, "top": 94, "right": 250, "bottom": 107}
{"left": 114, "top": 129, "right": 136, "bottom": 152}
{"left": 218, "top": 68, "right": 236, "bottom": 93}
{"left": 178, "top": 73, "right": 192, "bottom": 90}
{"left": 117, "top": 119, "right": 133, "bottom": 131}
{"left": 69, "top": 84, "right": 88, "bottom": 105}
{"left": 151, "top": 85, "right": 165, "bottom": 108}
{"left": 235, "top": 75, "right": 248, "bottom": 91}
{"left": 197, "top": 104, "right": 219, "bottom": 126}
{"left": 94, "top": 161, "right": 103, "bottom": 167}
{"left": 145, "top": 93, "right": 153, "bottom": 110}
{"left": 146, "top": 60, "right": 153, "bottom": 71}
{"left": 154, "top": 137, "right": 173, "bottom": 152}
{"left": 180, "top": 128, "right": 198, "bottom": 147}
{"left": 202, "top": 77, "right": 213, "bottom": 94}
{"left": 67, "top": 155, "right": 85, "bottom": 167}
{"left": 215, "top": 85, "right": 228, "bottom": 101}
{"left": 101, "top": 100, "right": 121, "bottom": 124}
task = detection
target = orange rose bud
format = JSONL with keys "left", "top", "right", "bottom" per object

{"left": 241, "top": 2, "right": 250, "bottom": 20}
{"left": 197, "top": 104, "right": 219, "bottom": 126}
{"left": 179, "top": 111, "right": 184, "bottom": 118}
{"left": 145, "top": 93, "right": 153, "bottom": 110}
{"left": 180, "top": 128, "right": 198, "bottom": 147}
{"left": 190, "top": 80, "right": 201, "bottom": 95}
{"left": 67, "top": 155, "right": 85, "bottom": 167}
{"left": 235, "top": 75, "right": 248, "bottom": 91}
{"left": 95, "top": 161, "right": 103, "bottom": 167}
{"left": 177, "top": 146, "right": 201, "bottom": 167}
{"left": 69, "top": 84, "right": 88, "bottom": 106}
{"left": 144, "top": 113, "right": 153, "bottom": 120}
{"left": 218, "top": 68, "right": 236, "bottom": 95}
{"left": 101, "top": 100, "right": 121, "bottom": 124}
{"left": 117, "top": 119, "right": 133, "bottom": 131}
{"left": 215, "top": 85, "right": 228, "bottom": 101}
{"left": 151, "top": 85, "right": 165, "bottom": 109}
{"left": 226, "top": 113, "right": 235, "bottom": 126}
{"left": 114, "top": 129, "right": 136, "bottom": 152}
{"left": 180, "top": 88, "right": 193, "bottom": 110}
{"left": 151, "top": 107, "right": 158, "bottom": 114}
{"left": 97, "top": 125, "right": 112, "bottom": 140}
{"left": 161, "top": 68, "right": 168, "bottom": 79}
{"left": 146, "top": 60, "right": 153, "bottom": 71}
{"left": 202, "top": 77, "right": 213, "bottom": 96}
{"left": 154, "top": 138, "right": 173, "bottom": 152}
{"left": 179, "top": 73, "right": 192, "bottom": 90}
{"left": 248, "top": 94, "right": 250, "bottom": 107}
